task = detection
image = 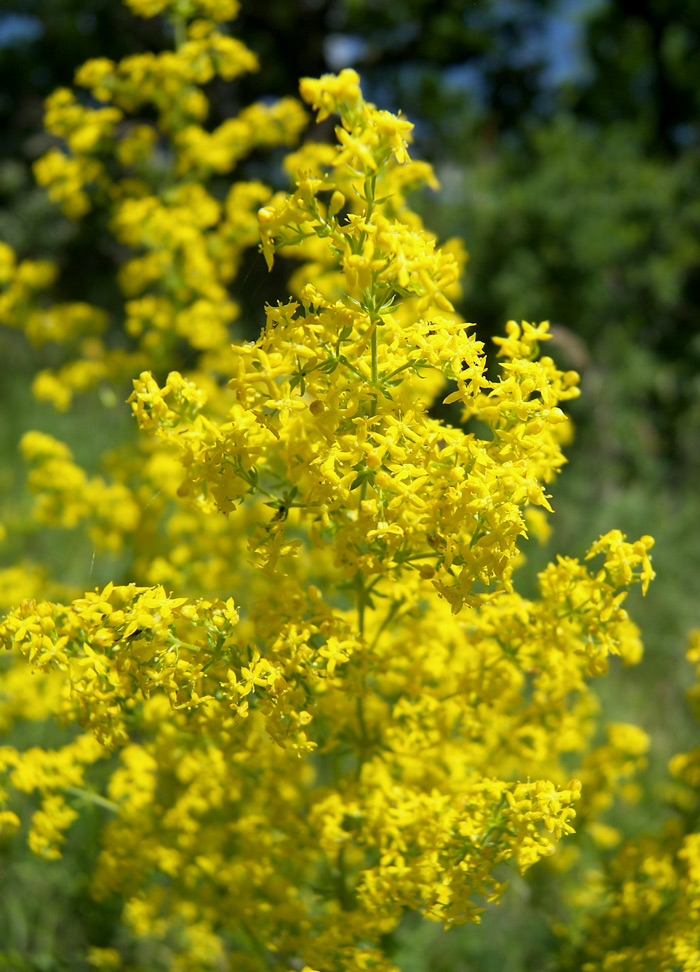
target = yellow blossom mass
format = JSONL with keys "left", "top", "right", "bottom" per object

{"left": 4, "top": 3, "right": 698, "bottom": 971}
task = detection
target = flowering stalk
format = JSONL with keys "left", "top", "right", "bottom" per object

{"left": 0, "top": 4, "right": 662, "bottom": 971}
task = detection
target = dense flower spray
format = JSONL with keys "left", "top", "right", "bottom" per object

{"left": 4, "top": 2, "right": 697, "bottom": 971}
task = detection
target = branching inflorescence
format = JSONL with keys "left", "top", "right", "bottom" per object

{"left": 3, "top": 2, "right": 698, "bottom": 971}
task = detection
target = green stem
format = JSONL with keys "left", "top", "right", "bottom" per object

{"left": 355, "top": 695, "right": 370, "bottom": 780}
{"left": 369, "top": 597, "right": 405, "bottom": 651}
{"left": 371, "top": 324, "right": 378, "bottom": 384}
{"left": 370, "top": 324, "right": 378, "bottom": 418}
{"left": 173, "top": 13, "right": 186, "bottom": 49}
{"left": 355, "top": 571, "right": 365, "bottom": 637}
{"left": 63, "top": 785, "right": 119, "bottom": 814}
{"left": 166, "top": 632, "right": 207, "bottom": 654}
{"left": 334, "top": 844, "right": 356, "bottom": 910}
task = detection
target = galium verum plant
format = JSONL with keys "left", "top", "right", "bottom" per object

{"left": 0, "top": 2, "right": 658, "bottom": 969}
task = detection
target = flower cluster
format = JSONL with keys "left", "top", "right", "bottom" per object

{"left": 548, "top": 632, "right": 700, "bottom": 972}
{"left": 27, "top": 2, "right": 306, "bottom": 410}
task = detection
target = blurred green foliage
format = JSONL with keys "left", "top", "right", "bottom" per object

{"left": 433, "top": 116, "right": 700, "bottom": 483}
